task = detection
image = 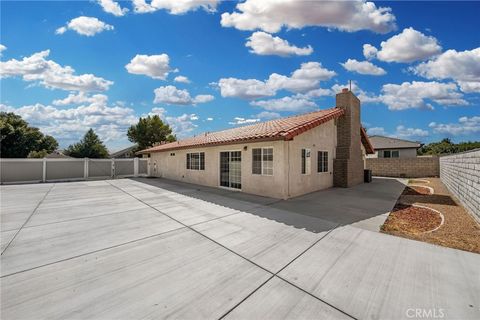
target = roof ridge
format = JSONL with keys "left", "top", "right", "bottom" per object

{"left": 370, "top": 135, "right": 421, "bottom": 144}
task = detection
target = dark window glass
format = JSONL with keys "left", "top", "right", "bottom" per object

{"left": 252, "top": 148, "right": 262, "bottom": 174}
{"left": 200, "top": 152, "right": 205, "bottom": 170}
{"left": 392, "top": 150, "right": 399, "bottom": 158}
{"left": 301, "top": 149, "right": 306, "bottom": 174}
{"left": 383, "top": 150, "right": 391, "bottom": 158}
{"left": 186, "top": 153, "right": 191, "bottom": 169}
{"left": 317, "top": 151, "right": 328, "bottom": 172}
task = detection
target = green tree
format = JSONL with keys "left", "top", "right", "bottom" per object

{"left": 127, "top": 115, "right": 176, "bottom": 151}
{"left": 418, "top": 138, "right": 480, "bottom": 155}
{"left": 0, "top": 112, "right": 58, "bottom": 158}
{"left": 64, "top": 128, "right": 109, "bottom": 158}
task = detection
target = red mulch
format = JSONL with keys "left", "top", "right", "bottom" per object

{"left": 402, "top": 186, "right": 431, "bottom": 195}
{"left": 382, "top": 203, "right": 442, "bottom": 234}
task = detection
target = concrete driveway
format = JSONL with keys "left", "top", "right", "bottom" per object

{"left": 1, "top": 178, "right": 479, "bottom": 319}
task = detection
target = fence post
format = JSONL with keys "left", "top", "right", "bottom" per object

{"left": 84, "top": 158, "right": 89, "bottom": 180}
{"left": 134, "top": 157, "right": 139, "bottom": 177}
{"left": 147, "top": 158, "right": 151, "bottom": 176}
{"left": 42, "top": 158, "right": 47, "bottom": 183}
{"left": 111, "top": 159, "right": 115, "bottom": 179}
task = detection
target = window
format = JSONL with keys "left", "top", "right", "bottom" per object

{"left": 383, "top": 150, "right": 399, "bottom": 158}
{"left": 383, "top": 150, "right": 391, "bottom": 158}
{"left": 170, "top": 152, "right": 175, "bottom": 156}
{"left": 252, "top": 148, "right": 273, "bottom": 175}
{"left": 186, "top": 152, "right": 205, "bottom": 170}
{"left": 317, "top": 151, "right": 328, "bottom": 173}
{"left": 392, "top": 150, "right": 399, "bottom": 158}
{"left": 301, "top": 148, "right": 311, "bottom": 175}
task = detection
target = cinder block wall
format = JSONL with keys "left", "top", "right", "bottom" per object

{"left": 365, "top": 157, "right": 439, "bottom": 178}
{"left": 440, "top": 149, "right": 480, "bottom": 219}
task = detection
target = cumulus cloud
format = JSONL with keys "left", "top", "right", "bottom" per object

{"left": 256, "top": 111, "right": 281, "bottom": 120}
{"left": 206, "top": 117, "right": 214, "bottom": 121}
{"left": 0, "top": 44, "right": 6, "bottom": 56}
{"left": 56, "top": 16, "right": 114, "bottom": 36}
{"left": 174, "top": 75, "right": 191, "bottom": 83}
{"left": 53, "top": 92, "right": 108, "bottom": 106}
{"left": 221, "top": 0, "right": 396, "bottom": 34}
{"left": 246, "top": 31, "right": 313, "bottom": 57}
{"left": 413, "top": 47, "right": 480, "bottom": 93}
{"left": 133, "top": 0, "right": 219, "bottom": 15}
{"left": 166, "top": 113, "right": 198, "bottom": 137}
{"left": 367, "top": 125, "right": 428, "bottom": 139}
{"left": 251, "top": 95, "right": 317, "bottom": 112}
{"left": 153, "top": 85, "right": 214, "bottom": 105}
{"left": 429, "top": 116, "right": 480, "bottom": 136}
{"left": 218, "top": 61, "right": 335, "bottom": 99}
{"left": 125, "top": 54, "right": 176, "bottom": 80}
{"left": 229, "top": 117, "right": 261, "bottom": 125}
{"left": 97, "top": 0, "right": 128, "bottom": 16}
{"left": 364, "top": 27, "right": 441, "bottom": 63}
{"left": 0, "top": 98, "right": 137, "bottom": 147}
{"left": 0, "top": 50, "right": 113, "bottom": 92}
{"left": 341, "top": 59, "right": 386, "bottom": 75}
{"left": 379, "top": 81, "right": 467, "bottom": 110}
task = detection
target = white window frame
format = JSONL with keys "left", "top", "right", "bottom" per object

{"left": 317, "top": 150, "right": 329, "bottom": 173}
{"left": 252, "top": 147, "right": 274, "bottom": 176}
{"left": 186, "top": 152, "right": 205, "bottom": 170}
{"left": 301, "top": 148, "right": 311, "bottom": 175}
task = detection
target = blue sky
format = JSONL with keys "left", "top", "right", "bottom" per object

{"left": 1, "top": 0, "right": 479, "bottom": 151}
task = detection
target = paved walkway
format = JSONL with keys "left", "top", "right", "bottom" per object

{"left": 1, "top": 178, "right": 479, "bottom": 319}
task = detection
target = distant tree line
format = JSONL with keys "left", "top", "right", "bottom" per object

{"left": 418, "top": 138, "right": 480, "bottom": 155}
{"left": 1, "top": 112, "right": 176, "bottom": 158}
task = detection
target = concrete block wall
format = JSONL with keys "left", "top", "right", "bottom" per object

{"left": 365, "top": 157, "right": 439, "bottom": 178}
{"left": 440, "top": 149, "right": 480, "bottom": 219}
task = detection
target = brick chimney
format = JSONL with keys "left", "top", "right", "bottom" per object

{"left": 333, "top": 88, "right": 364, "bottom": 187}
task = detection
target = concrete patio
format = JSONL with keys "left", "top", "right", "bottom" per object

{"left": 1, "top": 178, "right": 479, "bottom": 319}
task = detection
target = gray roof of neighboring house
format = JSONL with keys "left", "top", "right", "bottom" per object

{"left": 110, "top": 145, "right": 137, "bottom": 158}
{"left": 368, "top": 135, "right": 422, "bottom": 150}
{"left": 45, "top": 150, "right": 71, "bottom": 158}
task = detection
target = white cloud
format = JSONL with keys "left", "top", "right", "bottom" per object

{"left": 97, "top": 0, "right": 128, "bottom": 16}
{"left": 174, "top": 75, "right": 191, "bottom": 83}
{"left": 246, "top": 31, "right": 313, "bottom": 57}
{"left": 302, "top": 87, "right": 332, "bottom": 98}
{"left": 221, "top": 0, "right": 396, "bottom": 34}
{"left": 256, "top": 111, "right": 281, "bottom": 120}
{"left": 166, "top": 113, "right": 198, "bottom": 136}
{"left": 251, "top": 95, "right": 317, "bottom": 112}
{"left": 218, "top": 61, "right": 335, "bottom": 99}
{"left": 366, "top": 27, "right": 441, "bottom": 63}
{"left": 367, "top": 126, "right": 428, "bottom": 139}
{"left": 56, "top": 16, "right": 114, "bottom": 37}
{"left": 229, "top": 117, "right": 260, "bottom": 125}
{"left": 133, "top": 0, "right": 219, "bottom": 15}
{"left": 429, "top": 116, "right": 480, "bottom": 136}
{"left": 379, "top": 81, "right": 467, "bottom": 110}
{"left": 0, "top": 98, "right": 137, "bottom": 148}
{"left": 331, "top": 81, "right": 381, "bottom": 104}
{"left": 53, "top": 92, "right": 108, "bottom": 106}
{"left": 206, "top": 117, "right": 214, "bottom": 121}
{"left": 363, "top": 44, "right": 377, "bottom": 60}
{"left": 0, "top": 50, "right": 113, "bottom": 92}
{"left": 153, "top": 85, "right": 214, "bottom": 105}
{"left": 341, "top": 59, "right": 386, "bottom": 75}
{"left": 413, "top": 47, "right": 480, "bottom": 93}
{"left": 0, "top": 44, "right": 6, "bottom": 56}
{"left": 125, "top": 54, "right": 175, "bottom": 80}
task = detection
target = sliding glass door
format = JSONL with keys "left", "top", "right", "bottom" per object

{"left": 219, "top": 151, "right": 241, "bottom": 189}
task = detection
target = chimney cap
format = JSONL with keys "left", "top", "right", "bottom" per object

{"left": 342, "top": 88, "right": 349, "bottom": 93}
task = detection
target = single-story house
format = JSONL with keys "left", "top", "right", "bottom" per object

{"left": 139, "top": 89, "right": 375, "bottom": 199}
{"left": 110, "top": 145, "right": 137, "bottom": 158}
{"left": 366, "top": 136, "right": 421, "bottom": 159}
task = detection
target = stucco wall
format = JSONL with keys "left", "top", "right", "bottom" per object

{"left": 286, "top": 119, "right": 337, "bottom": 197}
{"left": 440, "top": 149, "right": 480, "bottom": 219}
{"left": 149, "top": 140, "right": 288, "bottom": 199}
{"left": 366, "top": 148, "right": 417, "bottom": 159}
{"left": 365, "top": 156, "right": 439, "bottom": 178}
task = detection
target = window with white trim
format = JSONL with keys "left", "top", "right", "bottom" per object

{"left": 382, "top": 150, "right": 399, "bottom": 158}
{"left": 252, "top": 147, "right": 273, "bottom": 175}
{"left": 186, "top": 152, "right": 205, "bottom": 170}
{"left": 317, "top": 151, "right": 328, "bottom": 173}
{"left": 301, "top": 148, "right": 311, "bottom": 175}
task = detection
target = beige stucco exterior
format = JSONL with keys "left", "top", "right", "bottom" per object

{"left": 148, "top": 119, "right": 339, "bottom": 199}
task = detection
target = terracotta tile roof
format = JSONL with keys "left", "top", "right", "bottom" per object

{"left": 140, "top": 107, "right": 345, "bottom": 153}
{"left": 361, "top": 127, "right": 375, "bottom": 154}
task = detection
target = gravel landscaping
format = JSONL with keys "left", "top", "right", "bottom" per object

{"left": 382, "top": 178, "right": 480, "bottom": 253}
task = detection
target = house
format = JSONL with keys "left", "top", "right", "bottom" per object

{"left": 45, "top": 150, "right": 71, "bottom": 159}
{"left": 110, "top": 145, "right": 137, "bottom": 158}
{"left": 366, "top": 136, "right": 421, "bottom": 159}
{"left": 139, "top": 89, "right": 375, "bottom": 199}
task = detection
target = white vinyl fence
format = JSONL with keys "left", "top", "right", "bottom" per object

{"left": 0, "top": 158, "right": 149, "bottom": 184}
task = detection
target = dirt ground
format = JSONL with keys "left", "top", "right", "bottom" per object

{"left": 381, "top": 178, "right": 480, "bottom": 254}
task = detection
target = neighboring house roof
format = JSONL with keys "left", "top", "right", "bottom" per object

{"left": 140, "top": 108, "right": 375, "bottom": 154}
{"left": 45, "top": 150, "right": 71, "bottom": 158}
{"left": 110, "top": 145, "right": 137, "bottom": 158}
{"left": 369, "top": 135, "right": 422, "bottom": 150}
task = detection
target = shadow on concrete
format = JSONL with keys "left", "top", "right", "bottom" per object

{"left": 132, "top": 177, "right": 405, "bottom": 232}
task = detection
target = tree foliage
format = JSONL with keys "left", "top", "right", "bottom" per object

{"left": 127, "top": 115, "right": 176, "bottom": 151}
{"left": 64, "top": 128, "right": 109, "bottom": 158}
{"left": 0, "top": 112, "right": 58, "bottom": 158}
{"left": 418, "top": 138, "right": 480, "bottom": 155}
